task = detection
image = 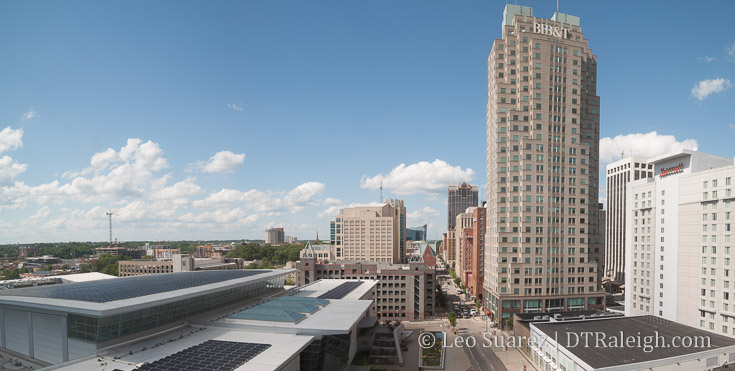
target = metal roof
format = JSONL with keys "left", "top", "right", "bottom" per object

{"left": 0, "top": 270, "right": 268, "bottom": 303}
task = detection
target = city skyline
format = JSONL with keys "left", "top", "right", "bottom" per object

{"left": 1, "top": 0, "right": 734, "bottom": 244}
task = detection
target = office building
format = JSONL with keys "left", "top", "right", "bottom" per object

{"left": 454, "top": 207, "right": 487, "bottom": 299}
{"left": 604, "top": 156, "right": 652, "bottom": 284}
{"left": 455, "top": 208, "right": 475, "bottom": 288}
{"left": 406, "top": 224, "right": 427, "bottom": 242}
{"left": 295, "top": 245, "right": 435, "bottom": 320}
{"left": 470, "top": 207, "right": 487, "bottom": 298}
{"left": 331, "top": 199, "right": 406, "bottom": 264}
{"left": 530, "top": 316, "right": 735, "bottom": 371}
{"left": 95, "top": 246, "right": 145, "bottom": 259}
{"left": 195, "top": 242, "right": 235, "bottom": 258}
{"left": 118, "top": 254, "right": 245, "bottom": 277}
{"left": 448, "top": 183, "right": 478, "bottom": 231}
{"left": 483, "top": 4, "right": 605, "bottom": 324}
{"left": 625, "top": 150, "right": 735, "bottom": 337}
{"left": 265, "top": 227, "right": 285, "bottom": 245}
{"left": 19, "top": 246, "right": 39, "bottom": 258}
{"left": 444, "top": 229, "right": 456, "bottom": 263}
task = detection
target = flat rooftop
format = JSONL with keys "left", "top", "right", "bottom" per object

{"left": 52, "top": 327, "right": 313, "bottom": 371}
{"left": 0, "top": 269, "right": 293, "bottom": 316}
{"left": 213, "top": 279, "right": 377, "bottom": 335}
{"left": 293, "top": 279, "right": 376, "bottom": 300}
{"left": 0, "top": 270, "right": 266, "bottom": 303}
{"left": 532, "top": 315, "right": 735, "bottom": 369}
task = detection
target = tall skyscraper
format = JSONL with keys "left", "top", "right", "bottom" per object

{"left": 331, "top": 199, "right": 406, "bottom": 264}
{"left": 483, "top": 4, "right": 604, "bottom": 324}
{"left": 604, "top": 157, "right": 652, "bottom": 284}
{"left": 448, "top": 183, "right": 479, "bottom": 230}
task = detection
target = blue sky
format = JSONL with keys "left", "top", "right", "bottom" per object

{"left": 1, "top": 0, "right": 733, "bottom": 244}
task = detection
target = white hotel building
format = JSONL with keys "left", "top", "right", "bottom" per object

{"left": 625, "top": 149, "right": 735, "bottom": 336}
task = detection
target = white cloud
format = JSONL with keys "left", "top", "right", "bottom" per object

{"left": 22, "top": 109, "right": 37, "bottom": 121}
{"left": 191, "top": 151, "right": 246, "bottom": 173}
{"left": 729, "top": 123, "right": 735, "bottom": 131}
{"left": 690, "top": 78, "right": 733, "bottom": 101}
{"left": 194, "top": 181, "right": 326, "bottom": 215}
{"left": 697, "top": 56, "right": 715, "bottom": 63}
{"left": 599, "top": 131, "right": 698, "bottom": 164}
{"left": 30, "top": 206, "right": 51, "bottom": 221}
{"left": 0, "top": 134, "right": 334, "bottom": 242}
{"left": 361, "top": 159, "right": 474, "bottom": 195}
{"left": 0, "top": 156, "right": 28, "bottom": 185}
{"left": 0, "top": 127, "right": 27, "bottom": 185}
{"left": 284, "top": 182, "right": 325, "bottom": 212}
{"left": 228, "top": 103, "right": 243, "bottom": 111}
{"left": 407, "top": 206, "right": 439, "bottom": 222}
{"left": 318, "top": 201, "right": 384, "bottom": 219}
{"left": 0, "top": 127, "right": 23, "bottom": 153}
{"left": 727, "top": 42, "right": 735, "bottom": 62}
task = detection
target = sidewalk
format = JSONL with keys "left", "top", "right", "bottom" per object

{"left": 403, "top": 320, "right": 472, "bottom": 371}
{"left": 473, "top": 317, "right": 538, "bottom": 371}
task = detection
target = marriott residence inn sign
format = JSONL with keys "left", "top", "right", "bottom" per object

{"left": 533, "top": 22, "right": 569, "bottom": 39}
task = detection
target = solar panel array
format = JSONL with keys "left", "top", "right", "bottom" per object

{"left": 318, "top": 281, "right": 364, "bottom": 299}
{"left": 0, "top": 270, "right": 267, "bottom": 303}
{"left": 134, "top": 340, "right": 270, "bottom": 371}
{"left": 229, "top": 296, "right": 329, "bottom": 323}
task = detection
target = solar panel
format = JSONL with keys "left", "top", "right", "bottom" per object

{"left": 134, "top": 340, "right": 270, "bottom": 371}
{"left": 0, "top": 270, "right": 268, "bottom": 303}
{"left": 318, "top": 281, "right": 364, "bottom": 299}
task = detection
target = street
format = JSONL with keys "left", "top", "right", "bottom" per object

{"left": 437, "top": 263, "right": 508, "bottom": 371}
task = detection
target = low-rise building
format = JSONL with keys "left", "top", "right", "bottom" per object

{"left": 294, "top": 248, "right": 435, "bottom": 320}
{"left": 95, "top": 246, "right": 145, "bottom": 259}
{"left": 530, "top": 315, "right": 735, "bottom": 371}
{"left": 43, "top": 275, "right": 375, "bottom": 371}
{"left": 300, "top": 242, "right": 333, "bottom": 262}
{"left": 118, "top": 254, "right": 244, "bottom": 277}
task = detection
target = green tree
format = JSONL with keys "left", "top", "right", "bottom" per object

{"left": 46, "top": 265, "right": 54, "bottom": 272}
{"left": 505, "top": 316, "right": 514, "bottom": 330}
{"left": 79, "top": 264, "right": 93, "bottom": 273}
{"left": 61, "top": 264, "right": 69, "bottom": 270}
{"left": 448, "top": 312, "right": 457, "bottom": 331}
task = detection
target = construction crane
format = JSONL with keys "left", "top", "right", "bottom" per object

{"left": 106, "top": 210, "right": 117, "bottom": 247}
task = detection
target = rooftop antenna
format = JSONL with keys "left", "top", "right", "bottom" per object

{"left": 106, "top": 209, "right": 117, "bottom": 247}
{"left": 380, "top": 181, "right": 384, "bottom": 203}
{"left": 557, "top": 0, "right": 559, "bottom": 12}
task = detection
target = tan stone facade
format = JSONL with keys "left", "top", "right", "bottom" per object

{"left": 332, "top": 199, "right": 406, "bottom": 264}
{"left": 483, "top": 5, "right": 605, "bottom": 324}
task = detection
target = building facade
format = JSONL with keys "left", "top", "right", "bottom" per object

{"left": 604, "top": 156, "right": 652, "bottom": 283}
{"left": 448, "top": 183, "right": 478, "bottom": 231}
{"left": 483, "top": 4, "right": 605, "bottom": 324}
{"left": 295, "top": 255, "right": 435, "bottom": 320}
{"left": 406, "top": 224, "right": 427, "bottom": 242}
{"left": 455, "top": 208, "right": 475, "bottom": 290}
{"left": 625, "top": 150, "right": 735, "bottom": 337}
{"left": 331, "top": 199, "right": 406, "bottom": 264}
{"left": 265, "top": 228, "right": 285, "bottom": 245}
{"left": 118, "top": 255, "right": 244, "bottom": 277}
